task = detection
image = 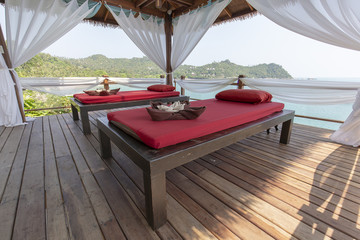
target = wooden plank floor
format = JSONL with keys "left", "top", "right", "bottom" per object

{"left": 0, "top": 109, "right": 359, "bottom": 240}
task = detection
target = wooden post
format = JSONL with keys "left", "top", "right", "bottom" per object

{"left": 102, "top": 75, "right": 109, "bottom": 90}
{"left": 143, "top": 171, "right": 167, "bottom": 229}
{"left": 165, "top": 12, "right": 173, "bottom": 86}
{"left": 180, "top": 75, "right": 185, "bottom": 95}
{"left": 237, "top": 75, "right": 245, "bottom": 89}
{"left": 155, "top": 0, "right": 164, "bottom": 8}
{"left": 0, "top": 25, "right": 26, "bottom": 122}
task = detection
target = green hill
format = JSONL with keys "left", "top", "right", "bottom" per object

{"left": 15, "top": 53, "right": 292, "bottom": 79}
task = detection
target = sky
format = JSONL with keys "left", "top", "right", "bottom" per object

{"left": 2, "top": 6, "right": 360, "bottom": 78}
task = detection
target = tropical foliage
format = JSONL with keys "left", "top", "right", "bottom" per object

{"left": 23, "top": 90, "right": 71, "bottom": 117}
{"left": 16, "top": 53, "right": 292, "bottom": 79}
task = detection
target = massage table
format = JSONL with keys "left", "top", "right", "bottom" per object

{"left": 71, "top": 90, "right": 189, "bottom": 134}
{"left": 96, "top": 99, "right": 294, "bottom": 229}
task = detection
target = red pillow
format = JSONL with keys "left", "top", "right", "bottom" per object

{"left": 147, "top": 84, "right": 175, "bottom": 92}
{"left": 215, "top": 89, "right": 272, "bottom": 104}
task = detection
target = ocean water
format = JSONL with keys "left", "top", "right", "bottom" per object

{"left": 112, "top": 83, "right": 353, "bottom": 131}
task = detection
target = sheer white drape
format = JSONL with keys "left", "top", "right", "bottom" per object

{"left": 20, "top": 77, "right": 103, "bottom": 96}
{"left": 2, "top": 0, "right": 99, "bottom": 126}
{"left": 245, "top": 0, "right": 360, "bottom": 146}
{"left": 0, "top": 54, "right": 22, "bottom": 126}
{"left": 106, "top": 6, "right": 167, "bottom": 71}
{"left": 246, "top": 0, "right": 360, "bottom": 51}
{"left": 106, "top": 0, "right": 229, "bottom": 74}
{"left": 330, "top": 89, "right": 360, "bottom": 146}
{"left": 242, "top": 78, "right": 360, "bottom": 104}
{"left": 19, "top": 77, "right": 166, "bottom": 94}
{"left": 175, "top": 78, "right": 236, "bottom": 93}
{"left": 110, "top": 77, "right": 165, "bottom": 89}
{"left": 243, "top": 78, "right": 360, "bottom": 146}
{"left": 6, "top": 0, "right": 98, "bottom": 67}
{"left": 171, "top": 0, "right": 231, "bottom": 70}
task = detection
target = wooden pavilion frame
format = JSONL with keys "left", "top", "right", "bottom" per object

{"left": 0, "top": 0, "right": 257, "bottom": 122}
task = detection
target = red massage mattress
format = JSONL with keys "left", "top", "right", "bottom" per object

{"left": 107, "top": 99, "right": 284, "bottom": 149}
{"left": 73, "top": 90, "right": 180, "bottom": 104}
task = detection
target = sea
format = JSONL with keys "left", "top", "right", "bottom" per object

{"left": 110, "top": 82, "right": 354, "bottom": 131}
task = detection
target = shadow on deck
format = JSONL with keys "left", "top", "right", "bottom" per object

{"left": 0, "top": 109, "right": 359, "bottom": 240}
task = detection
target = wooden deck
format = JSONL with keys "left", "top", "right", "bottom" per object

{"left": 0, "top": 109, "right": 359, "bottom": 240}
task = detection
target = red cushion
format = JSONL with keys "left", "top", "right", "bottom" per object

{"left": 107, "top": 99, "right": 284, "bottom": 149}
{"left": 216, "top": 89, "right": 272, "bottom": 104}
{"left": 147, "top": 84, "right": 175, "bottom": 92}
{"left": 73, "top": 90, "right": 180, "bottom": 104}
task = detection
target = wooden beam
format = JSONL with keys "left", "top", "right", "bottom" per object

{"left": 172, "top": 0, "right": 207, "bottom": 17}
{"left": 166, "top": 0, "right": 180, "bottom": 9}
{"left": 165, "top": 13, "right": 173, "bottom": 86}
{"left": 155, "top": 0, "right": 164, "bottom": 9}
{"left": 0, "top": 32, "right": 11, "bottom": 68}
{"left": 0, "top": 26, "right": 26, "bottom": 123}
{"left": 295, "top": 114, "right": 344, "bottom": 124}
{"left": 142, "top": 0, "right": 156, "bottom": 8}
{"left": 104, "top": 9, "right": 110, "bottom": 22}
{"left": 247, "top": 2, "right": 254, "bottom": 11}
{"left": 136, "top": 0, "right": 149, "bottom": 8}
{"left": 103, "top": 0, "right": 164, "bottom": 18}
{"left": 213, "top": 8, "right": 256, "bottom": 24}
{"left": 223, "top": 7, "right": 232, "bottom": 18}
{"left": 169, "top": 0, "right": 192, "bottom": 7}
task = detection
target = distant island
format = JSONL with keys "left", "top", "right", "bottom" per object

{"left": 16, "top": 53, "right": 292, "bottom": 79}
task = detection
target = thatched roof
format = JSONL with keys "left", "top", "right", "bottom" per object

{"left": 0, "top": 0, "right": 252, "bottom": 27}
{"left": 90, "top": 0, "right": 256, "bottom": 26}
{"left": 0, "top": 0, "right": 257, "bottom": 26}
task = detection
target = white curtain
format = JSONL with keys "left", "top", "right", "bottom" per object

{"left": 110, "top": 77, "right": 165, "bottom": 89}
{"left": 106, "top": 6, "right": 167, "bottom": 71}
{"left": 171, "top": 0, "right": 231, "bottom": 70}
{"left": 330, "top": 89, "right": 360, "bottom": 146}
{"left": 106, "top": 0, "right": 229, "bottom": 74}
{"left": 19, "top": 77, "right": 166, "bottom": 94}
{"left": 246, "top": 0, "right": 360, "bottom": 51}
{"left": 245, "top": 0, "right": 360, "bottom": 146}
{"left": 242, "top": 78, "right": 360, "bottom": 104}
{"left": 6, "top": 0, "right": 98, "bottom": 66}
{"left": 20, "top": 77, "right": 104, "bottom": 96}
{"left": 175, "top": 78, "right": 236, "bottom": 93}
{"left": 0, "top": 54, "right": 22, "bottom": 126}
{"left": 2, "top": 0, "right": 99, "bottom": 126}
{"left": 243, "top": 77, "right": 360, "bottom": 146}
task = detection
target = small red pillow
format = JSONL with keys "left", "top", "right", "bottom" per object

{"left": 147, "top": 84, "right": 175, "bottom": 92}
{"left": 215, "top": 89, "right": 272, "bottom": 104}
